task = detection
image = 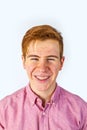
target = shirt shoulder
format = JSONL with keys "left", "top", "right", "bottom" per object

{"left": 0, "top": 86, "right": 27, "bottom": 109}
{"left": 59, "top": 86, "right": 87, "bottom": 112}
{"left": 0, "top": 85, "right": 28, "bottom": 129}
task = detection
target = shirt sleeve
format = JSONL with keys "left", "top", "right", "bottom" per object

{"left": 82, "top": 103, "right": 87, "bottom": 130}
{"left": 82, "top": 117, "right": 87, "bottom": 130}
{"left": 0, "top": 124, "right": 5, "bottom": 130}
{"left": 0, "top": 101, "right": 5, "bottom": 130}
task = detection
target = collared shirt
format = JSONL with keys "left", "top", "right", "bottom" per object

{"left": 0, "top": 84, "right": 87, "bottom": 130}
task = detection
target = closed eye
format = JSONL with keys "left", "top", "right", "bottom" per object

{"left": 47, "top": 55, "right": 59, "bottom": 61}
{"left": 30, "top": 58, "right": 39, "bottom": 61}
{"left": 26, "top": 55, "right": 40, "bottom": 61}
{"left": 47, "top": 58, "right": 55, "bottom": 61}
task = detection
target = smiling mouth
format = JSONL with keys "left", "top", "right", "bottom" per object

{"left": 35, "top": 76, "right": 50, "bottom": 81}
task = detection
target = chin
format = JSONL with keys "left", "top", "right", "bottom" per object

{"left": 36, "top": 84, "right": 52, "bottom": 91}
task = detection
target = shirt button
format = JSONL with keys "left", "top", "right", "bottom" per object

{"left": 42, "top": 112, "right": 45, "bottom": 115}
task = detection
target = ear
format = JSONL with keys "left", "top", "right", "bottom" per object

{"left": 22, "top": 55, "right": 26, "bottom": 69}
{"left": 60, "top": 56, "right": 65, "bottom": 70}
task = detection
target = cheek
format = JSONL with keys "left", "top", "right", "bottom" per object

{"left": 49, "top": 65, "right": 58, "bottom": 75}
{"left": 51, "top": 63, "right": 61, "bottom": 71}
{"left": 25, "top": 63, "right": 36, "bottom": 75}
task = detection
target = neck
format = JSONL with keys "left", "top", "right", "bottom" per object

{"left": 30, "top": 83, "right": 57, "bottom": 107}
{"left": 40, "top": 94, "right": 52, "bottom": 107}
{"left": 36, "top": 86, "right": 56, "bottom": 107}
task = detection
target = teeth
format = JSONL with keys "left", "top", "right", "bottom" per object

{"left": 36, "top": 76, "right": 49, "bottom": 80}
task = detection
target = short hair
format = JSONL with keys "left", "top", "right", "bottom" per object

{"left": 22, "top": 24, "right": 64, "bottom": 58}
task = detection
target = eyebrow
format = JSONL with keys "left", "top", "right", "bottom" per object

{"left": 27, "top": 55, "right": 40, "bottom": 58}
{"left": 47, "top": 55, "right": 59, "bottom": 59}
{"left": 27, "top": 55, "right": 59, "bottom": 59}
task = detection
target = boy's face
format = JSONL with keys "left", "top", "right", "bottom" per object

{"left": 22, "top": 39, "right": 64, "bottom": 94}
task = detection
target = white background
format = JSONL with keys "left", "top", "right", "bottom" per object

{"left": 0, "top": 0, "right": 87, "bottom": 101}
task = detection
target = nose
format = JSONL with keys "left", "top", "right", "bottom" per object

{"left": 38, "top": 59, "right": 48, "bottom": 72}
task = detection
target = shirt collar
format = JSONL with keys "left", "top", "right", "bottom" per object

{"left": 26, "top": 83, "right": 38, "bottom": 106}
{"left": 50, "top": 84, "right": 61, "bottom": 104}
{"left": 26, "top": 83, "right": 61, "bottom": 106}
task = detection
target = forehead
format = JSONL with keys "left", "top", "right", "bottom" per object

{"left": 27, "top": 40, "right": 60, "bottom": 56}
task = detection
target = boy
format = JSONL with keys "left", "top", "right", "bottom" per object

{"left": 0, "top": 24, "right": 87, "bottom": 130}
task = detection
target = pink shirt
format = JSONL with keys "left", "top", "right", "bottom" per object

{"left": 0, "top": 84, "right": 87, "bottom": 130}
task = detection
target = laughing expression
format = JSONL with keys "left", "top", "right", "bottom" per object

{"left": 22, "top": 39, "right": 64, "bottom": 95}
